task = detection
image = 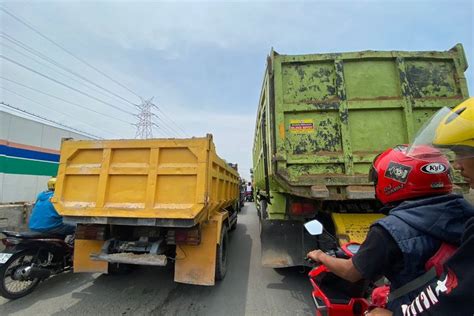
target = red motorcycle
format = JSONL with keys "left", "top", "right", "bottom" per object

{"left": 304, "top": 220, "right": 370, "bottom": 316}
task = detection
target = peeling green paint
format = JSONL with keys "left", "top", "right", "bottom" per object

{"left": 253, "top": 44, "right": 470, "bottom": 217}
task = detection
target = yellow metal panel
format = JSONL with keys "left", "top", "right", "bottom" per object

{"left": 73, "top": 239, "right": 108, "bottom": 273}
{"left": 96, "top": 148, "right": 112, "bottom": 208}
{"left": 211, "top": 211, "right": 227, "bottom": 244}
{"left": 53, "top": 136, "right": 240, "bottom": 223}
{"left": 331, "top": 213, "right": 385, "bottom": 244}
{"left": 145, "top": 148, "right": 159, "bottom": 208}
{"left": 174, "top": 220, "right": 218, "bottom": 286}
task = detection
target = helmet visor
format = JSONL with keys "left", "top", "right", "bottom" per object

{"left": 368, "top": 153, "right": 381, "bottom": 184}
{"left": 407, "top": 107, "right": 474, "bottom": 159}
{"left": 368, "top": 165, "right": 378, "bottom": 184}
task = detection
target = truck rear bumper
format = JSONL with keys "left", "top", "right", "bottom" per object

{"left": 91, "top": 253, "right": 167, "bottom": 266}
{"left": 260, "top": 219, "right": 324, "bottom": 268}
{"left": 64, "top": 216, "right": 196, "bottom": 228}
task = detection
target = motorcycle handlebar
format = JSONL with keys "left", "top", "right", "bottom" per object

{"left": 326, "top": 248, "right": 350, "bottom": 259}
{"left": 305, "top": 247, "right": 351, "bottom": 265}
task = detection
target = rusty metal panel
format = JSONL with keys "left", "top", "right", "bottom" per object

{"left": 253, "top": 44, "right": 469, "bottom": 201}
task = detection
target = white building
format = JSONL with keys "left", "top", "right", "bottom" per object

{"left": 1, "top": 110, "right": 92, "bottom": 203}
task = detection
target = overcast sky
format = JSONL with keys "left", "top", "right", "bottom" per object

{"left": 1, "top": 0, "right": 473, "bottom": 180}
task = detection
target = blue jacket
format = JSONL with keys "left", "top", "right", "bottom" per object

{"left": 375, "top": 194, "right": 474, "bottom": 310}
{"left": 28, "top": 190, "right": 63, "bottom": 231}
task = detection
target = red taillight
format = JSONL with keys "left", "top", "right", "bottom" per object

{"left": 167, "top": 228, "right": 201, "bottom": 245}
{"left": 290, "top": 202, "right": 316, "bottom": 216}
{"left": 175, "top": 230, "right": 188, "bottom": 243}
{"left": 75, "top": 225, "right": 106, "bottom": 240}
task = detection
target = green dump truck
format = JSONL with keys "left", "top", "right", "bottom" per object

{"left": 252, "top": 44, "right": 470, "bottom": 267}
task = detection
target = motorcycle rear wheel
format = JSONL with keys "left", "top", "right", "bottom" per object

{"left": 0, "top": 250, "right": 41, "bottom": 299}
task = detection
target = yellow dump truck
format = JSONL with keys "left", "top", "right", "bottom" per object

{"left": 52, "top": 135, "right": 240, "bottom": 286}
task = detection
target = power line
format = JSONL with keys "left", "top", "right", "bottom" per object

{"left": 144, "top": 99, "right": 185, "bottom": 137}
{"left": 1, "top": 41, "right": 136, "bottom": 109}
{"left": 1, "top": 33, "right": 185, "bottom": 137}
{"left": 152, "top": 125, "right": 167, "bottom": 138}
{"left": 152, "top": 113, "right": 182, "bottom": 137}
{"left": 1, "top": 55, "right": 136, "bottom": 116}
{"left": 0, "top": 101, "right": 101, "bottom": 139}
{"left": 0, "top": 77, "right": 134, "bottom": 126}
{"left": 152, "top": 103, "right": 189, "bottom": 137}
{"left": 1, "top": 43, "right": 183, "bottom": 138}
{"left": 0, "top": 6, "right": 142, "bottom": 99}
{"left": 1, "top": 87, "right": 123, "bottom": 138}
{"left": 0, "top": 86, "right": 120, "bottom": 137}
{"left": 0, "top": 32, "right": 138, "bottom": 109}
{"left": 1, "top": 6, "right": 188, "bottom": 138}
{"left": 152, "top": 123, "right": 177, "bottom": 138}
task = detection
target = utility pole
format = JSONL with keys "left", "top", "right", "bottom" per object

{"left": 134, "top": 97, "right": 154, "bottom": 139}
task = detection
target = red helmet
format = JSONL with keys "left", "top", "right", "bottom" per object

{"left": 369, "top": 145, "right": 453, "bottom": 205}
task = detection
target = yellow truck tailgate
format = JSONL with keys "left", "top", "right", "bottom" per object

{"left": 52, "top": 136, "right": 239, "bottom": 222}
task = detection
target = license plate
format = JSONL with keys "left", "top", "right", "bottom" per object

{"left": 0, "top": 253, "right": 13, "bottom": 264}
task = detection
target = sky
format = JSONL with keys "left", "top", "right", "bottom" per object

{"left": 0, "top": 0, "right": 473, "bottom": 181}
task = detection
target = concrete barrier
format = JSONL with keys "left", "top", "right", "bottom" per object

{"left": 0, "top": 203, "right": 33, "bottom": 251}
{"left": 0, "top": 203, "right": 33, "bottom": 231}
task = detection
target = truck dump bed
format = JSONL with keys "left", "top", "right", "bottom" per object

{"left": 253, "top": 44, "right": 470, "bottom": 267}
{"left": 53, "top": 135, "right": 239, "bottom": 226}
{"left": 254, "top": 44, "right": 469, "bottom": 199}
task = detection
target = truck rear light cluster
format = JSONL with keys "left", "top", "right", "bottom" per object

{"left": 166, "top": 228, "right": 201, "bottom": 245}
{"left": 290, "top": 202, "right": 316, "bottom": 216}
{"left": 75, "top": 224, "right": 106, "bottom": 240}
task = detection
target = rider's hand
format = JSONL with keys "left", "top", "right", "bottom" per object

{"left": 306, "top": 249, "right": 325, "bottom": 263}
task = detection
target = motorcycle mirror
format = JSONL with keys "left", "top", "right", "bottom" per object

{"left": 304, "top": 220, "right": 323, "bottom": 236}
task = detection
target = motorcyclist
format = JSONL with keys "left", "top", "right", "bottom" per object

{"left": 307, "top": 143, "right": 474, "bottom": 311}
{"left": 245, "top": 181, "right": 253, "bottom": 202}
{"left": 367, "top": 98, "right": 474, "bottom": 315}
{"left": 28, "top": 177, "right": 75, "bottom": 237}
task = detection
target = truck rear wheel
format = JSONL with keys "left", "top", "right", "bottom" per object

{"left": 215, "top": 225, "right": 228, "bottom": 281}
{"left": 230, "top": 216, "right": 237, "bottom": 231}
{"left": 258, "top": 199, "right": 268, "bottom": 220}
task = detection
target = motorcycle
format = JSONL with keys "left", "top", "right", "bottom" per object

{"left": 304, "top": 220, "right": 370, "bottom": 316}
{"left": 0, "top": 230, "right": 73, "bottom": 299}
{"left": 245, "top": 191, "right": 254, "bottom": 202}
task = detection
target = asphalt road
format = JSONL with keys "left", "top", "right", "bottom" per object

{"left": 0, "top": 203, "right": 314, "bottom": 316}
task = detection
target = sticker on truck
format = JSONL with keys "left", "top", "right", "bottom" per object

{"left": 289, "top": 119, "right": 314, "bottom": 134}
{"left": 0, "top": 253, "right": 13, "bottom": 264}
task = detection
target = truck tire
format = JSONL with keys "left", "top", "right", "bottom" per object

{"left": 230, "top": 216, "right": 238, "bottom": 231}
{"left": 215, "top": 225, "right": 228, "bottom": 281}
{"left": 230, "top": 219, "right": 237, "bottom": 231}
{"left": 259, "top": 199, "right": 268, "bottom": 221}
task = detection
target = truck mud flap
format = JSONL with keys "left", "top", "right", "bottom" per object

{"left": 174, "top": 219, "right": 218, "bottom": 286}
{"left": 74, "top": 239, "right": 108, "bottom": 273}
{"left": 260, "top": 220, "right": 320, "bottom": 268}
